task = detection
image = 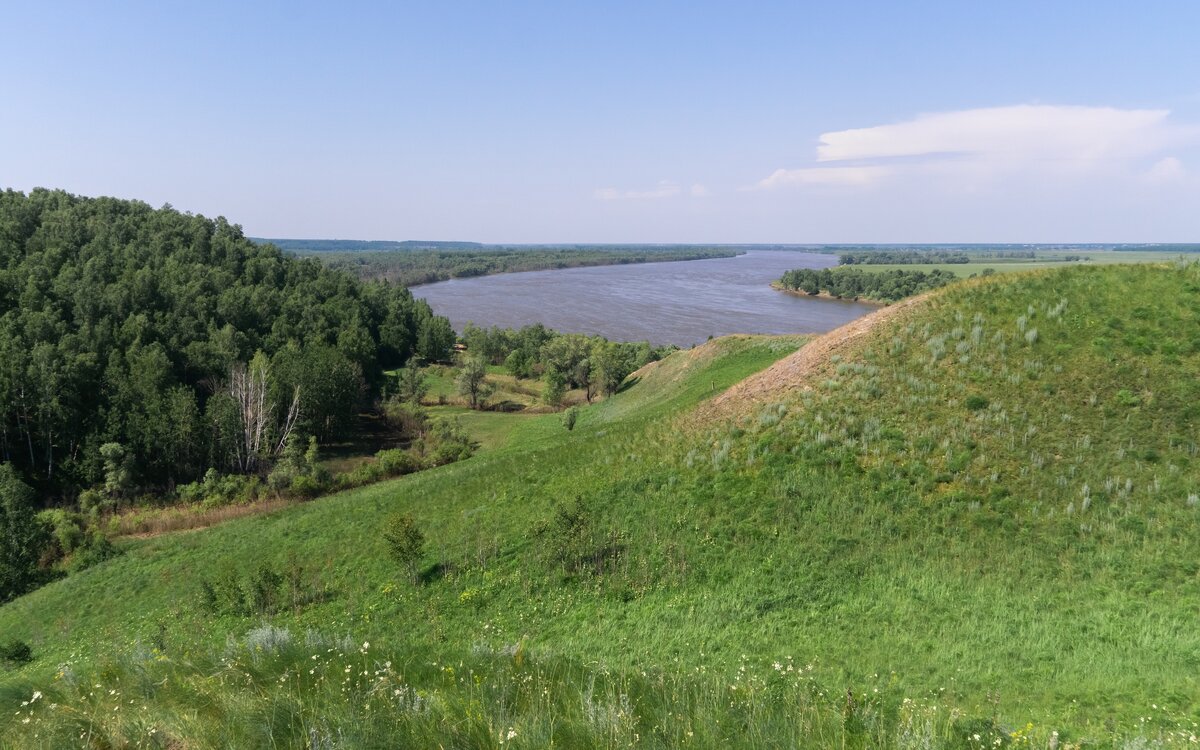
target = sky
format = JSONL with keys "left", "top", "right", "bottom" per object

{"left": 3, "top": 0, "right": 1199, "bottom": 243}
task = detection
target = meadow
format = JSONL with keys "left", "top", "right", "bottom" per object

{"left": 1, "top": 264, "right": 1198, "bottom": 748}
{"left": 849, "top": 249, "right": 1184, "bottom": 278}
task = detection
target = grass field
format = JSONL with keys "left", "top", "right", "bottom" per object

{"left": 852, "top": 249, "right": 1184, "bottom": 278}
{"left": 2, "top": 264, "right": 1199, "bottom": 748}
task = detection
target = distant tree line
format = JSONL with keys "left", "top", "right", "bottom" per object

{"left": 778, "top": 267, "right": 957, "bottom": 302}
{"left": 312, "top": 247, "right": 740, "bottom": 287}
{"left": 0, "top": 189, "right": 456, "bottom": 499}
{"left": 839, "top": 250, "right": 970, "bottom": 265}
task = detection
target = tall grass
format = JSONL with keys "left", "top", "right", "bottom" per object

{"left": 2, "top": 266, "right": 1199, "bottom": 745}
{"left": 7, "top": 625, "right": 1197, "bottom": 749}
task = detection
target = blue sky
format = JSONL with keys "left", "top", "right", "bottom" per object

{"left": 3, "top": 1, "right": 1198, "bottom": 242}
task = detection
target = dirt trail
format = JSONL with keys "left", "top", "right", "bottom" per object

{"left": 696, "top": 293, "right": 932, "bottom": 421}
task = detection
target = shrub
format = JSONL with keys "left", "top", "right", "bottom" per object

{"left": 533, "top": 497, "right": 623, "bottom": 578}
{"left": 198, "top": 556, "right": 324, "bottom": 617}
{"left": 66, "top": 528, "right": 121, "bottom": 573}
{"left": 543, "top": 370, "right": 567, "bottom": 407}
{"left": 561, "top": 406, "right": 579, "bottom": 431}
{"left": 0, "top": 464, "right": 51, "bottom": 603}
{"left": 383, "top": 513, "right": 425, "bottom": 584}
{"left": 965, "top": 395, "right": 990, "bottom": 411}
{"left": 37, "top": 509, "right": 86, "bottom": 558}
{"left": 382, "top": 398, "right": 428, "bottom": 439}
{"left": 0, "top": 639, "right": 32, "bottom": 667}
{"left": 289, "top": 474, "right": 326, "bottom": 499}
{"left": 377, "top": 449, "right": 419, "bottom": 476}
{"left": 416, "top": 418, "right": 473, "bottom": 467}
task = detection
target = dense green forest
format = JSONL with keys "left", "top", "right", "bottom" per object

{"left": 0, "top": 189, "right": 455, "bottom": 498}
{"left": 778, "top": 266, "right": 958, "bottom": 302}
{"left": 308, "top": 246, "right": 741, "bottom": 286}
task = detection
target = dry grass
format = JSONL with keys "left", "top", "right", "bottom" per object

{"left": 111, "top": 496, "right": 300, "bottom": 538}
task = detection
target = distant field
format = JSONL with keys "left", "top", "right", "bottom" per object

{"left": 855, "top": 250, "right": 1184, "bottom": 278}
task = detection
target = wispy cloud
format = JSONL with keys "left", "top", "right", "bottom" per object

{"left": 594, "top": 180, "right": 681, "bottom": 200}
{"left": 754, "top": 104, "right": 1196, "bottom": 191}
{"left": 752, "top": 165, "right": 891, "bottom": 190}
{"left": 690, "top": 183, "right": 711, "bottom": 197}
{"left": 1142, "top": 156, "right": 1185, "bottom": 184}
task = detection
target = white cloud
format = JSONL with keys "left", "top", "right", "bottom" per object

{"left": 816, "top": 104, "right": 1175, "bottom": 164}
{"left": 755, "top": 104, "right": 1197, "bottom": 191}
{"left": 594, "top": 180, "right": 681, "bottom": 200}
{"left": 1142, "top": 156, "right": 1185, "bottom": 184}
{"left": 690, "top": 183, "right": 711, "bottom": 197}
{"left": 752, "top": 165, "right": 891, "bottom": 190}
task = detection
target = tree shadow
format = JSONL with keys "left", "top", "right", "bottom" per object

{"left": 418, "top": 561, "right": 455, "bottom": 585}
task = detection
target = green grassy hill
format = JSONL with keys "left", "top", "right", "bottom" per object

{"left": 2, "top": 264, "right": 1198, "bottom": 748}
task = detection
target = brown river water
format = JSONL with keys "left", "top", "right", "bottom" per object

{"left": 413, "top": 250, "right": 878, "bottom": 347}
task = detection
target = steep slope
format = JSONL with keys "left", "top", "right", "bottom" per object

{"left": 1, "top": 264, "right": 1198, "bottom": 747}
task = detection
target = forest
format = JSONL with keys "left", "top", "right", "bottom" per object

{"left": 0, "top": 189, "right": 455, "bottom": 499}
{"left": 778, "top": 266, "right": 958, "bottom": 302}
{"left": 296, "top": 246, "right": 741, "bottom": 286}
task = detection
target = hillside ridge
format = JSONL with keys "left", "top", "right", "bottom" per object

{"left": 698, "top": 289, "right": 935, "bottom": 418}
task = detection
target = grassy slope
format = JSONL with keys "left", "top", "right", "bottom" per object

{"left": 2, "top": 265, "right": 1199, "bottom": 746}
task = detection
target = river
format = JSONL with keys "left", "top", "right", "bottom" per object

{"left": 413, "top": 250, "right": 878, "bottom": 347}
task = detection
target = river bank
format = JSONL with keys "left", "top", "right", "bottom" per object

{"left": 770, "top": 281, "right": 889, "bottom": 306}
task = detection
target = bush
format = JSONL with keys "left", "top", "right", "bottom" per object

{"left": 0, "top": 464, "right": 52, "bottom": 603}
{"left": 382, "top": 398, "right": 428, "bottom": 439}
{"left": 0, "top": 639, "right": 32, "bottom": 667}
{"left": 561, "top": 406, "right": 579, "bottom": 431}
{"left": 377, "top": 449, "right": 419, "bottom": 476}
{"left": 415, "top": 419, "right": 473, "bottom": 467}
{"left": 533, "top": 497, "right": 623, "bottom": 578}
{"left": 964, "top": 395, "right": 990, "bottom": 411}
{"left": 334, "top": 448, "right": 422, "bottom": 491}
{"left": 37, "top": 509, "right": 86, "bottom": 558}
{"left": 198, "top": 556, "right": 324, "bottom": 617}
{"left": 67, "top": 529, "right": 120, "bottom": 573}
{"left": 543, "top": 370, "right": 567, "bottom": 407}
{"left": 289, "top": 474, "right": 326, "bottom": 499}
{"left": 383, "top": 513, "right": 425, "bottom": 584}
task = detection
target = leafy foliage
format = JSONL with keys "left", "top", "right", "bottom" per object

{"left": 0, "top": 639, "right": 31, "bottom": 668}
{"left": 0, "top": 464, "right": 50, "bottom": 603}
{"left": 0, "top": 189, "right": 453, "bottom": 493}
{"left": 383, "top": 512, "right": 425, "bottom": 583}
{"left": 779, "top": 266, "right": 958, "bottom": 302}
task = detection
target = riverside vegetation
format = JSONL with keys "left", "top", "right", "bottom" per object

{"left": 274, "top": 242, "right": 742, "bottom": 288}
{"left": 0, "top": 189, "right": 675, "bottom": 594}
{"left": 777, "top": 266, "right": 959, "bottom": 302}
{"left": 1, "top": 256, "right": 1198, "bottom": 747}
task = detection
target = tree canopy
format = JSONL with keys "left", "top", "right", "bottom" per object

{"left": 0, "top": 189, "right": 453, "bottom": 496}
{"left": 778, "top": 267, "right": 957, "bottom": 303}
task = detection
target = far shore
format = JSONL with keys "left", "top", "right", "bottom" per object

{"left": 770, "top": 281, "right": 889, "bottom": 307}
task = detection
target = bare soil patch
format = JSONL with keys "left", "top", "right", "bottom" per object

{"left": 696, "top": 293, "right": 932, "bottom": 421}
